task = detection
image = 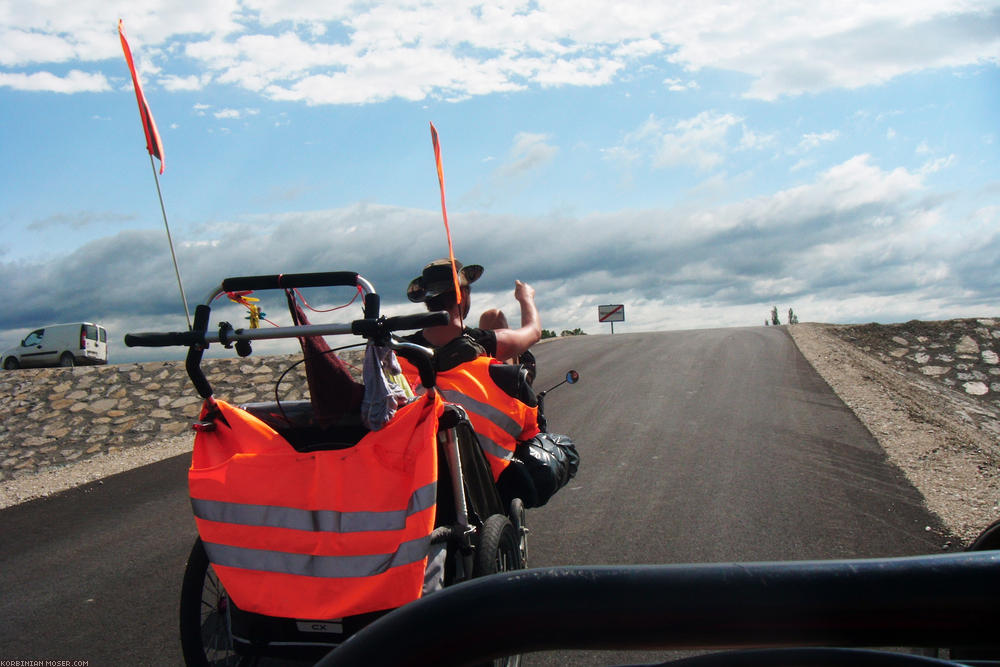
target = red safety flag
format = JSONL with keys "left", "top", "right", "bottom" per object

{"left": 429, "top": 122, "right": 461, "bottom": 304}
{"left": 119, "top": 19, "right": 165, "bottom": 174}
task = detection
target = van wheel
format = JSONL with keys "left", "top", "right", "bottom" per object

{"left": 3, "top": 357, "right": 18, "bottom": 370}
{"left": 59, "top": 353, "right": 75, "bottom": 367}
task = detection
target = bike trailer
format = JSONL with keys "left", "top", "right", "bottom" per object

{"left": 126, "top": 271, "right": 525, "bottom": 665}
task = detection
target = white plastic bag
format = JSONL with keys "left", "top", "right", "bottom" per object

{"left": 361, "top": 344, "right": 414, "bottom": 430}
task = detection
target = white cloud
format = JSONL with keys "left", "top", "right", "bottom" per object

{"left": 663, "top": 77, "right": 699, "bottom": 92}
{"left": 3, "top": 153, "right": 993, "bottom": 349}
{"left": 920, "top": 154, "right": 956, "bottom": 174}
{"left": 2, "top": 2, "right": 995, "bottom": 102}
{"left": 797, "top": 131, "right": 840, "bottom": 152}
{"left": 497, "top": 133, "right": 559, "bottom": 179}
{"left": 659, "top": 112, "right": 742, "bottom": 169}
{"left": 0, "top": 28, "right": 80, "bottom": 66}
{"left": 790, "top": 158, "right": 815, "bottom": 172}
{"left": 665, "top": 2, "right": 1000, "bottom": 100}
{"left": 0, "top": 69, "right": 110, "bottom": 93}
{"left": 159, "top": 74, "right": 209, "bottom": 91}
{"left": 611, "top": 111, "right": 766, "bottom": 171}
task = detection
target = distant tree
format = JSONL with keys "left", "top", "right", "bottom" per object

{"left": 770, "top": 306, "right": 780, "bottom": 326}
{"left": 787, "top": 308, "right": 799, "bottom": 325}
{"left": 541, "top": 329, "right": 557, "bottom": 339}
{"left": 560, "top": 328, "right": 587, "bottom": 337}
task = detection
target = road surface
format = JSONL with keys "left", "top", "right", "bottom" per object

{"left": 0, "top": 328, "right": 948, "bottom": 665}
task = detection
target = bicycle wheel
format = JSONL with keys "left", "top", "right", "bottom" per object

{"left": 509, "top": 497, "right": 528, "bottom": 569}
{"left": 179, "top": 537, "right": 246, "bottom": 667}
{"left": 472, "top": 515, "right": 524, "bottom": 666}
{"left": 473, "top": 514, "right": 522, "bottom": 577}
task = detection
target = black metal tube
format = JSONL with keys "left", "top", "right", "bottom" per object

{"left": 318, "top": 552, "right": 1000, "bottom": 667}
{"left": 220, "top": 271, "right": 362, "bottom": 292}
{"left": 185, "top": 304, "right": 213, "bottom": 398}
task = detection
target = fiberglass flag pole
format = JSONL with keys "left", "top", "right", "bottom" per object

{"left": 119, "top": 19, "right": 192, "bottom": 329}
{"left": 429, "top": 122, "right": 462, "bottom": 306}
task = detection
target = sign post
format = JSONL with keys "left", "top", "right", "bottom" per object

{"left": 598, "top": 304, "right": 625, "bottom": 334}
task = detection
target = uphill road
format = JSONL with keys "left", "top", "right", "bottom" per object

{"left": 0, "top": 327, "right": 948, "bottom": 666}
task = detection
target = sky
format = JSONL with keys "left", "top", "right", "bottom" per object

{"left": 1, "top": 0, "right": 998, "bottom": 364}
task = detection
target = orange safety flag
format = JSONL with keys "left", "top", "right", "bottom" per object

{"left": 119, "top": 19, "right": 165, "bottom": 174}
{"left": 429, "top": 122, "right": 462, "bottom": 304}
{"left": 188, "top": 392, "right": 443, "bottom": 620}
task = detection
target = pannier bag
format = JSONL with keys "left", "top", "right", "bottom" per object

{"left": 188, "top": 392, "right": 443, "bottom": 620}
{"left": 514, "top": 432, "right": 580, "bottom": 508}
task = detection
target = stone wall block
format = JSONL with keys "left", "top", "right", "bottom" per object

{"left": 0, "top": 352, "right": 364, "bottom": 481}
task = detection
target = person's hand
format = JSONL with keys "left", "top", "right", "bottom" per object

{"left": 514, "top": 280, "right": 535, "bottom": 304}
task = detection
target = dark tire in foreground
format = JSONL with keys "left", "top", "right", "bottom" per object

{"left": 472, "top": 516, "right": 524, "bottom": 667}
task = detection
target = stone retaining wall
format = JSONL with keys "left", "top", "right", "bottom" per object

{"left": 0, "top": 352, "right": 363, "bottom": 482}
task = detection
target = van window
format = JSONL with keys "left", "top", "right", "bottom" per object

{"left": 99, "top": 327, "right": 107, "bottom": 343}
{"left": 84, "top": 325, "right": 99, "bottom": 341}
{"left": 24, "top": 330, "right": 43, "bottom": 346}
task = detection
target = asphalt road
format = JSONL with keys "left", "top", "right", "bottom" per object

{"left": 0, "top": 327, "right": 949, "bottom": 666}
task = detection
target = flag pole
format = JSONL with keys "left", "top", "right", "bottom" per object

{"left": 148, "top": 152, "right": 191, "bottom": 328}
{"left": 119, "top": 18, "right": 190, "bottom": 329}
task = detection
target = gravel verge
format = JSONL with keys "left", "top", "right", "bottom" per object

{"left": 788, "top": 323, "right": 999, "bottom": 546}
{"left": 0, "top": 435, "right": 192, "bottom": 509}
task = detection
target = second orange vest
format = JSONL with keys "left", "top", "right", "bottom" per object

{"left": 401, "top": 355, "right": 539, "bottom": 480}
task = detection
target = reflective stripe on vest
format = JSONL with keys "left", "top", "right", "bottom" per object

{"left": 203, "top": 535, "right": 431, "bottom": 579}
{"left": 438, "top": 389, "right": 518, "bottom": 462}
{"left": 191, "top": 482, "right": 436, "bottom": 533}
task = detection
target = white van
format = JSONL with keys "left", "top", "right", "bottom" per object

{"left": 2, "top": 322, "right": 108, "bottom": 369}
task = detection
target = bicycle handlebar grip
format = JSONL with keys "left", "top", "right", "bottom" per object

{"left": 393, "top": 346, "right": 436, "bottom": 390}
{"left": 124, "top": 331, "right": 198, "bottom": 347}
{"left": 221, "top": 271, "right": 361, "bottom": 293}
{"left": 383, "top": 311, "right": 450, "bottom": 332}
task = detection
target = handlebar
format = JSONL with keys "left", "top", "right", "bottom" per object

{"left": 218, "top": 271, "right": 371, "bottom": 295}
{"left": 123, "top": 330, "right": 204, "bottom": 348}
{"left": 125, "top": 312, "right": 448, "bottom": 350}
{"left": 126, "top": 277, "right": 447, "bottom": 397}
{"left": 125, "top": 271, "right": 455, "bottom": 398}
{"left": 201, "top": 272, "right": 379, "bottom": 319}
{"left": 351, "top": 312, "right": 449, "bottom": 338}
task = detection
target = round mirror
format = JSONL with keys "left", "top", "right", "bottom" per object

{"left": 566, "top": 370, "right": 579, "bottom": 384}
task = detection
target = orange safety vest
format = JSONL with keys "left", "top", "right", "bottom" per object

{"left": 188, "top": 391, "right": 443, "bottom": 620}
{"left": 401, "top": 356, "right": 539, "bottom": 480}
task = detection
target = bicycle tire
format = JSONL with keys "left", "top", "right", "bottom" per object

{"left": 179, "top": 537, "right": 246, "bottom": 666}
{"left": 473, "top": 514, "right": 522, "bottom": 577}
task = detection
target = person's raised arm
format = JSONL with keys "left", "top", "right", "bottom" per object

{"left": 494, "top": 280, "right": 541, "bottom": 362}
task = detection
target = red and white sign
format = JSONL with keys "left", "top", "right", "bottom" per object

{"left": 598, "top": 304, "right": 625, "bottom": 322}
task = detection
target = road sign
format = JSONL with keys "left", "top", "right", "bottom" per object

{"left": 598, "top": 304, "right": 625, "bottom": 334}
{"left": 598, "top": 304, "right": 625, "bottom": 322}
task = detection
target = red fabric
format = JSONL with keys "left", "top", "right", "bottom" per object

{"left": 285, "top": 289, "right": 364, "bottom": 425}
{"left": 429, "top": 122, "right": 462, "bottom": 303}
{"left": 118, "top": 20, "right": 164, "bottom": 174}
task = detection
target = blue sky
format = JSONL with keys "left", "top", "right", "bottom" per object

{"left": 1, "top": 1, "right": 998, "bottom": 363}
